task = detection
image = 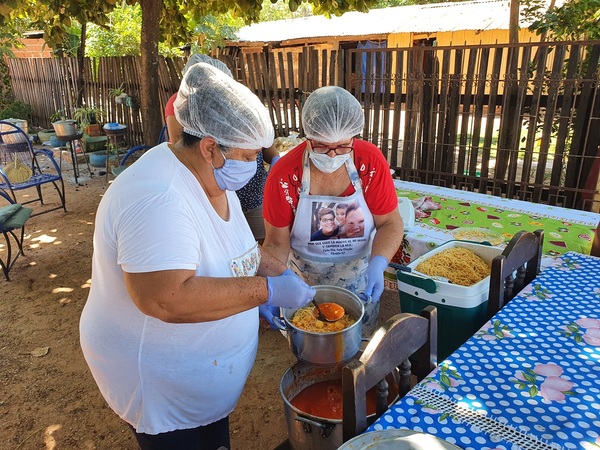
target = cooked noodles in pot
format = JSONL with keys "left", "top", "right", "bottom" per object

{"left": 291, "top": 306, "right": 355, "bottom": 332}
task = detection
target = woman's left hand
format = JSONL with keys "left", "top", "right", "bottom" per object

{"left": 259, "top": 304, "right": 280, "bottom": 329}
{"left": 359, "top": 255, "right": 388, "bottom": 303}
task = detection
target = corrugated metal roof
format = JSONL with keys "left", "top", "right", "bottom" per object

{"left": 235, "top": 0, "right": 551, "bottom": 43}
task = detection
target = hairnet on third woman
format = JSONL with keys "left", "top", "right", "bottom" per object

{"left": 174, "top": 62, "right": 274, "bottom": 150}
{"left": 301, "top": 86, "right": 364, "bottom": 143}
{"left": 183, "top": 54, "right": 233, "bottom": 78}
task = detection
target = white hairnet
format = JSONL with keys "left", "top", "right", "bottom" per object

{"left": 183, "top": 54, "right": 233, "bottom": 78}
{"left": 301, "top": 86, "right": 364, "bottom": 143}
{"left": 174, "top": 63, "right": 274, "bottom": 150}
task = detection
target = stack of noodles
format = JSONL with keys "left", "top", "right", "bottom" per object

{"left": 415, "top": 247, "right": 490, "bottom": 286}
{"left": 291, "top": 306, "right": 355, "bottom": 333}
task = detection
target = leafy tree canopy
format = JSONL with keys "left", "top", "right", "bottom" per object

{"left": 526, "top": 0, "right": 600, "bottom": 40}
{"left": 86, "top": 3, "right": 142, "bottom": 57}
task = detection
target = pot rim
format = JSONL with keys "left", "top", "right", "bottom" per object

{"left": 280, "top": 362, "right": 399, "bottom": 424}
{"left": 282, "top": 285, "right": 364, "bottom": 336}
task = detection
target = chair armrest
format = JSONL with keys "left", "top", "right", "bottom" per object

{"left": 0, "top": 166, "right": 10, "bottom": 185}
{"left": 33, "top": 147, "right": 62, "bottom": 173}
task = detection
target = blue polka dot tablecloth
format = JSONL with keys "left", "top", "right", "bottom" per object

{"left": 369, "top": 252, "right": 600, "bottom": 450}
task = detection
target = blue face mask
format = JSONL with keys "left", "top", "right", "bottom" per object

{"left": 212, "top": 152, "right": 257, "bottom": 191}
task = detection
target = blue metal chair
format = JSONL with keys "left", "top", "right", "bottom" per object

{"left": 0, "top": 192, "right": 33, "bottom": 281}
{"left": 0, "top": 120, "right": 66, "bottom": 216}
{"left": 112, "top": 124, "right": 169, "bottom": 176}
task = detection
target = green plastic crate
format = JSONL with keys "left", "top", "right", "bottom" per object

{"left": 396, "top": 240, "right": 502, "bottom": 361}
{"left": 83, "top": 135, "right": 107, "bottom": 152}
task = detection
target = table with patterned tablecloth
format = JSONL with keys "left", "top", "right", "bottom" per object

{"left": 369, "top": 251, "right": 600, "bottom": 450}
{"left": 386, "top": 180, "right": 600, "bottom": 289}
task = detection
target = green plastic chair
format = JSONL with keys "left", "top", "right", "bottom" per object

{"left": 0, "top": 198, "right": 33, "bottom": 281}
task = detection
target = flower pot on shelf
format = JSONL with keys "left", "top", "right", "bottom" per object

{"left": 85, "top": 123, "right": 102, "bottom": 136}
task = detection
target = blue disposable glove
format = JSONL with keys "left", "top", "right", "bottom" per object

{"left": 269, "top": 155, "right": 281, "bottom": 168}
{"left": 359, "top": 255, "right": 388, "bottom": 304}
{"left": 266, "top": 272, "right": 316, "bottom": 309}
{"left": 259, "top": 304, "right": 280, "bottom": 330}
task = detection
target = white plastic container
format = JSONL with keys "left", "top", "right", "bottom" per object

{"left": 397, "top": 196, "right": 415, "bottom": 230}
{"left": 396, "top": 240, "right": 502, "bottom": 360}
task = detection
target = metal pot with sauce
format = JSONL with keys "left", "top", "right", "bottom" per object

{"left": 273, "top": 285, "right": 364, "bottom": 366}
{"left": 280, "top": 360, "right": 398, "bottom": 450}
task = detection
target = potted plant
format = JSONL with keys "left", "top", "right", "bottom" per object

{"left": 108, "top": 83, "right": 129, "bottom": 105}
{"left": 73, "top": 106, "right": 106, "bottom": 136}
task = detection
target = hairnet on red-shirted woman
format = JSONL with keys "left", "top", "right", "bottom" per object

{"left": 301, "top": 86, "right": 364, "bottom": 144}
{"left": 174, "top": 62, "right": 274, "bottom": 150}
{"left": 183, "top": 54, "right": 233, "bottom": 78}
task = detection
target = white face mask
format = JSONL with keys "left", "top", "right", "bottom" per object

{"left": 309, "top": 152, "right": 350, "bottom": 173}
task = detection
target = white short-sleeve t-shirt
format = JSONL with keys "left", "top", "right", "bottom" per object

{"left": 80, "top": 143, "right": 260, "bottom": 434}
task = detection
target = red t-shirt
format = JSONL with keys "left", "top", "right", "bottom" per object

{"left": 263, "top": 139, "right": 398, "bottom": 228}
{"left": 164, "top": 93, "right": 177, "bottom": 119}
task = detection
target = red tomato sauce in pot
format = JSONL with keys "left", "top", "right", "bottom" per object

{"left": 290, "top": 379, "right": 384, "bottom": 420}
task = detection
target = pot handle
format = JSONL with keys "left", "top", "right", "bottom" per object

{"left": 272, "top": 316, "right": 289, "bottom": 331}
{"left": 294, "top": 416, "right": 335, "bottom": 438}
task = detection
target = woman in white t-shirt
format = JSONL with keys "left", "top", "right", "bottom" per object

{"left": 79, "top": 62, "right": 315, "bottom": 450}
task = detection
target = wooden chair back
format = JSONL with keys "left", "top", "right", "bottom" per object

{"left": 342, "top": 306, "right": 437, "bottom": 442}
{"left": 488, "top": 229, "right": 544, "bottom": 318}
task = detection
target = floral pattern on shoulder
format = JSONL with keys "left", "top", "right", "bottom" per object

{"left": 512, "top": 363, "right": 576, "bottom": 402}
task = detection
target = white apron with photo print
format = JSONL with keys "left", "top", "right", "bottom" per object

{"left": 288, "top": 151, "right": 379, "bottom": 336}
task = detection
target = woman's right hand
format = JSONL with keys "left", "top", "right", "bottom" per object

{"left": 266, "top": 272, "right": 315, "bottom": 309}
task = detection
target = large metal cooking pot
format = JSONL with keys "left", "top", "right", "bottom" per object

{"left": 274, "top": 285, "right": 364, "bottom": 366}
{"left": 52, "top": 120, "right": 78, "bottom": 136}
{"left": 0, "top": 118, "right": 28, "bottom": 143}
{"left": 281, "top": 360, "right": 398, "bottom": 450}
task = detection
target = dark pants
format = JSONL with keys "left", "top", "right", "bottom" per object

{"left": 129, "top": 416, "right": 230, "bottom": 450}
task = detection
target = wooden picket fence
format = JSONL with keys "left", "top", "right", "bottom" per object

{"left": 7, "top": 40, "right": 600, "bottom": 211}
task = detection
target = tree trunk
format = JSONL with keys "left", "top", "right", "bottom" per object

{"left": 139, "top": 0, "right": 162, "bottom": 145}
{"left": 76, "top": 22, "right": 87, "bottom": 108}
{"left": 509, "top": 0, "right": 520, "bottom": 44}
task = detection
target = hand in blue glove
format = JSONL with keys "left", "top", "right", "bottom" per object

{"left": 266, "top": 272, "right": 315, "bottom": 309}
{"left": 358, "top": 255, "right": 388, "bottom": 304}
{"left": 259, "top": 304, "right": 280, "bottom": 330}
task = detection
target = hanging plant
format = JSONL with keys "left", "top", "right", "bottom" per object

{"left": 108, "top": 83, "right": 129, "bottom": 104}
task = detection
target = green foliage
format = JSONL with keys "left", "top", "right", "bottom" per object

{"left": 108, "top": 83, "right": 127, "bottom": 97}
{"left": 0, "top": 100, "right": 31, "bottom": 121}
{"left": 53, "top": 24, "right": 81, "bottom": 57}
{"left": 526, "top": 0, "right": 600, "bottom": 40}
{"left": 86, "top": 3, "right": 143, "bottom": 57}
{"left": 191, "top": 14, "right": 243, "bottom": 53}
{"left": 259, "top": 0, "right": 314, "bottom": 21}
{"left": 50, "top": 109, "right": 67, "bottom": 122}
{"left": 73, "top": 106, "right": 106, "bottom": 127}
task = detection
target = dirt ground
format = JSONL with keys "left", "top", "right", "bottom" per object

{"left": 1, "top": 165, "right": 399, "bottom": 450}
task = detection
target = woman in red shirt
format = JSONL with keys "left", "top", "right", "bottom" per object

{"left": 262, "top": 86, "right": 404, "bottom": 336}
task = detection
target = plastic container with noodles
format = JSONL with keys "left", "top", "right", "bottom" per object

{"left": 396, "top": 240, "right": 502, "bottom": 360}
{"left": 452, "top": 226, "right": 505, "bottom": 246}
